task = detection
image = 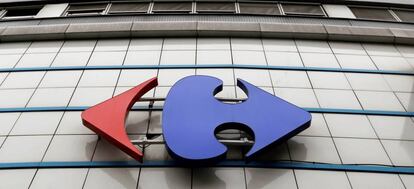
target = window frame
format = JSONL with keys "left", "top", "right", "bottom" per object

{"left": 280, "top": 2, "right": 327, "bottom": 17}
{"left": 389, "top": 8, "right": 414, "bottom": 23}
{"left": 195, "top": 1, "right": 237, "bottom": 14}
{"left": 64, "top": 3, "right": 109, "bottom": 17}
{"left": 1, "top": 6, "right": 43, "bottom": 20}
{"left": 107, "top": 2, "right": 150, "bottom": 15}
{"left": 151, "top": 2, "right": 193, "bottom": 14}
{"left": 237, "top": 1, "right": 281, "bottom": 16}
{"left": 348, "top": 5, "right": 399, "bottom": 22}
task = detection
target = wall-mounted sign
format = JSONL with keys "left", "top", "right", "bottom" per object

{"left": 82, "top": 76, "right": 311, "bottom": 163}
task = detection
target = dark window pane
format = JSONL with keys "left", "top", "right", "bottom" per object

{"left": 3, "top": 7, "right": 40, "bottom": 17}
{"left": 152, "top": 2, "right": 192, "bottom": 13}
{"left": 67, "top": 4, "right": 107, "bottom": 12}
{"left": 282, "top": 4, "right": 324, "bottom": 16}
{"left": 109, "top": 3, "right": 149, "bottom": 14}
{"left": 393, "top": 9, "right": 414, "bottom": 22}
{"left": 239, "top": 3, "right": 280, "bottom": 15}
{"left": 196, "top": 2, "right": 235, "bottom": 13}
{"left": 350, "top": 7, "right": 396, "bottom": 21}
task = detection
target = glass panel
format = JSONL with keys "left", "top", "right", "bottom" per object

{"left": 393, "top": 9, "right": 414, "bottom": 23}
{"left": 282, "top": 4, "right": 325, "bottom": 16}
{"left": 66, "top": 4, "right": 107, "bottom": 15}
{"left": 239, "top": 3, "right": 280, "bottom": 15}
{"left": 196, "top": 2, "right": 235, "bottom": 13}
{"left": 350, "top": 7, "right": 396, "bottom": 21}
{"left": 152, "top": 2, "right": 192, "bottom": 13}
{"left": 109, "top": 3, "right": 149, "bottom": 14}
{"left": 3, "top": 7, "right": 41, "bottom": 18}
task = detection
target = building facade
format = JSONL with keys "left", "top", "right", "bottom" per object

{"left": 0, "top": 0, "right": 414, "bottom": 188}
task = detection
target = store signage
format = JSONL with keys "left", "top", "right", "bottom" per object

{"left": 82, "top": 76, "right": 311, "bottom": 163}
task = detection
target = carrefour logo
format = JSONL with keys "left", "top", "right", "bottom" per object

{"left": 82, "top": 76, "right": 311, "bottom": 163}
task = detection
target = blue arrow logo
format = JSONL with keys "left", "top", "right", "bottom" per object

{"left": 163, "top": 75, "right": 312, "bottom": 162}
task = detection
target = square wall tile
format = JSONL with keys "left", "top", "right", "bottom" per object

{"left": 0, "top": 135, "right": 52, "bottom": 162}
{"left": 371, "top": 56, "right": 414, "bottom": 72}
{"left": 87, "top": 51, "right": 126, "bottom": 66}
{"left": 148, "top": 111, "right": 162, "bottom": 134}
{"left": 336, "top": 54, "right": 377, "bottom": 70}
{"left": 231, "top": 38, "right": 263, "bottom": 51}
{"left": 0, "top": 169, "right": 36, "bottom": 189}
{"left": 363, "top": 43, "right": 401, "bottom": 56}
{"left": 369, "top": 116, "right": 414, "bottom": 140}
{"left": 234, "top": 69, "right": 272, "bottom": 87}
{"left": 346, "top": 73, "right": 391, "bottom": 91}
{"left": 15, "top": 53, "right": 56, "bottom": 68}
{"left": 396, "top": 45, "right": 414, "bottom": 58}
{"left": 30, "top": 169, "right": 88, "bottom": 189}
{"left": 266, "top": 51, "right": 303, "bottom": 67}
{"left": 138, "top": 168, "right": 191, "bottom": 189}
{"left": 124, "top": 51, "right": 160, "bottom": 65}
{"left": 93, "top": 135, "right": 143, "bottom": 161}
{"left": 329, "top": 41, "right": 366, "bottom": 55}
{"left": 0, "top": 54, "right": 21, "bottom": 68}
{"left": 56, "top": 111, "right": 94, "bottom": 134}
{"left": 0, "top": 89, "right": 34, "bottom": 107}
{"left": 382, "top": 140, "right": 414, "bottom": 166}
{"left": 125, "top": 111, "right": 149, "bottom": 134}
{"left": 355, "top": 91, "right": 404, "bottom": 111}
{"left": 400, "top": 174, "right": 414, "bottom": 189}
{"left": 27, "top": 88, "right": 74, "bottom": 107}
{"left": 347, "top": 172, "right": 405, "bottom": 189}
{"left": 0, "top": 73, "right": 8, "bottom": 85}
{"left": 296, "top": 40, "right": 331, "bottom": 53}
{"left": 245, "top": 168, "right": 297, "bottom": 189}
{"left": 275, "top": 88, "right": 319, "bottom": 108}
{"left": 83, "top": 168, "right": 140, "bottom": 189}
{"left": 301, "top": 53, "right": 340, "bottom": 68}
{"left": 193, "top": 168, "right": 246, "bottom": 189}
{"left": 295, "top": 170, "right": 351, "bottom": 189}
{"left": 78, "top": 70, "right": 120, "bottom": 87}
{"left": 129, "top": 38, "right": 163, "bottom": 51}
{"left": 27, "top": 41, "right": 63, "bottom": 53}
{"left": 298, "top": 113, "right": 330, "bottom": 137}
{"left": 43, "top": 135, "right": 98, "bottom": 161}
{"left": 197, "top": 50, "right": 232, "bottom": 65}
{"left": 117, "top": 69, "right": 157, "bottom": 87}
{"left": 144, "top": 143, "right": 173, "bottom": 161}
{"left": 395, "top": 92, "right": 414, "bottom": 111}
{"left": 51, "top": 52, "right": 91, "bottom": 67}
{"left": 262, "top": 39, "right": 297, "bottom": 52}
{"left": 254, "top": 143, "right": 290, "bottom": 161}
{"left": 334, "top": 138, "right": 391, "bottom": 165}
{"left": 39, "top": 71, "right": 82, "bottom": 88}
{"left": 163, "top": 38, "right": 196, "bottom": 51}
{"left": 197, "top": 38, "right": 230, "bottom": 50}
{"left": 160, "top": 50, "right": 195, "bottom": 65}
{"left": 314, "top": 89, "right": 361, "bottom": 109}
{"left": 1, "top": 71, "right": 45, "bottom": 89}
{"left": 233, "top": 51, "right": 267, "bottom": 65}
{"left": 157, "top": 69, "right": 195, "bottom": 86}
{"left": 10, "top": 112, "right": 63, "bottom": 135}
{"left": 0, "top": 113, "right": 20, "bottom": 135}
{"left": 271, "top": 70, "right": 311, "bottom": 88}
{"left": 324, "top": 114, "right": 377, "bottom": 138}
{"left": 288, "top": 136, "right": 341, "bottom": 163}
{"left": 215, "top": 86, "right": 236, "bottom": 99}
{"left": 384, "top": 75, "right": 414, "bottom": 92}
{"left": 61, "top": 40, "right": 96, "bottom": 52}
{"left": 94, "top": 39, "right": 130, "bottom": 51}
{"left": 197, "top": 69, "right": 235, "bottom": 86}
{"left": 308, "top": 72, "right": 351, "bottom": 89}
{"left": 69, "top": 87, "right": 114, "bottom": 106}
{"left": 0, "top": 42, "right": 30, "bottom": 54}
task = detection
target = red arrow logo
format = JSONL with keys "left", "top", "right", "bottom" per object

{"left": 82, "top": 77, "right": 158, "bottom": 162}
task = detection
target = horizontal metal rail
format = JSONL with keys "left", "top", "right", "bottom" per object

{"left": 131, "top": 137, "right": 254, "bottom": 146}
{"left": 0, "top": 64, "right": 412, "bottom": 76}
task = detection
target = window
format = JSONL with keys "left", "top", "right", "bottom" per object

{"left": 281, "top": 3, "right": 325, "bottom": 16}
{"left": 0, "top": 9, "right": 5, "bottom": 18}
{"left": 393, "top": 9, "right": 414, "bottom": 23}
{"left": 66, "top": 4, "right": 107, "bottom": 16}
{"left": 152, "top": 2, "right": 192, "bottom": 13}
{"left": 350, "top": 7, "right": 397, "bottom": 21}
{"left": 108, "top": 3, "right": 149, "bottom": 14}
{"left": 239, "top": 3, "right": 280, "bottom": 15}
{"left": 196, "top": 2, "right": 235, "bottom": 13}
{"left": 2, "top": 7, "right": 41, "bottom": 19}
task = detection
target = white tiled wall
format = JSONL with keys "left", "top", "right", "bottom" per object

{"left": 0, "top": 38, "right": 413, "bottom": 188}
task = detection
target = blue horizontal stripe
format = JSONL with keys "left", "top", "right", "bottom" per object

{"left": 0, "top": 106, "right": 413, "bottom": 117}
{"left": 0, "top": 160, "right": 413, "bottom": 174}
{"left": 0, "top": 64, "right": 412, "bottom": 76}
